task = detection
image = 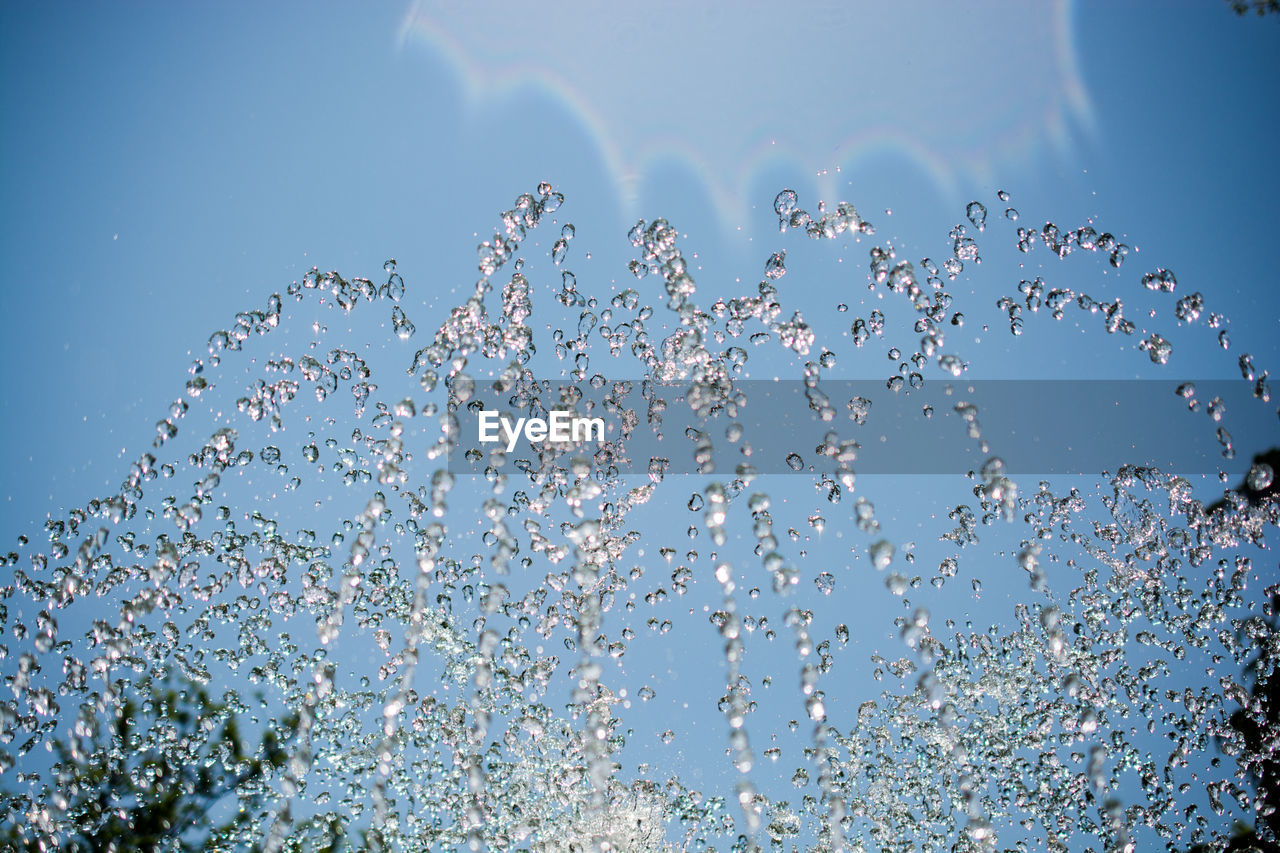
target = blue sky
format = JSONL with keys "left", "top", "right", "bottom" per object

{"left": 2, "top": 1, "right": 1276, "bottom": 526}
{"left": 2, "top": 2, "right": 1278, "bottom": 849}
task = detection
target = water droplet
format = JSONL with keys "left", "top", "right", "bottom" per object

{"left": 774, "top": 189, "right": 798, "bottom": 217}
{"left": 869, "top": 539, "right": 894, "bottom": 570}
{"left": 965, "top": 201, "right": 987, "bottom": 231}
{"left": 1247, "top": 463, "right": 1273, "bottom": 491}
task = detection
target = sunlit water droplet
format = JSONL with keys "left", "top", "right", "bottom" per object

{"left": 3, "top": 181, "right": 1274, "bottom": 853}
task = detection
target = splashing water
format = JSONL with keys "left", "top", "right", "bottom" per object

{"left": 1, "top": 185, "right": 1277, "bottom": 853}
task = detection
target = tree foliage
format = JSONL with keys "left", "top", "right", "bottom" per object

{"left": 1, "top": 673, "right": 302, "bottom": 852}
{"left": 1188, "top": 594, "right": 1280, "bottom": 853}
{"left": 1228, "top": 0, "right": 1280, "bottom": 16}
